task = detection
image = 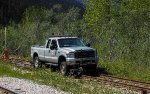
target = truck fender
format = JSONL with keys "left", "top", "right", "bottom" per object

{"left": 33, "top": 52, "right": 39, "bottom": 59}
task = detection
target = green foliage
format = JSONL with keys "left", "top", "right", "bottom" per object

{"left": 84, "top": 0, "right": 150, "bottom": 64}
{"left": 82, "top": 0, "right": 150, "bottom": 81}
{"left": 99, "top": 60, "right": 150, "bottom": 82}
{"left": 122, "top": 0, "right": 150, "bottom": 11}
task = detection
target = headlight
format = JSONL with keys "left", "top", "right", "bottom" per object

{"left": 67, "top": 52, "right": 75, "bottom": 58}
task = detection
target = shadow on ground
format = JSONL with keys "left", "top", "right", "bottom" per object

{"left": 82, "top": 67, "right": 109, "bottom": 77}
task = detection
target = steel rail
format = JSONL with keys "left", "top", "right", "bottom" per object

{"left": 81, "top": 75, "right": 150, "bottom": 94}
{"left": 0, "top": 86, "right": 17, "bottom": 94}
{"left": 100, "top": 74, "right": 150, "bottom": 85}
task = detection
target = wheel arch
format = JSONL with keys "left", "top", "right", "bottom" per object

{"left": 58, "top": 55, "right": 66, "bottom": 67}
{"left": 33, "top": 52, "right": 38, "bottom": 59}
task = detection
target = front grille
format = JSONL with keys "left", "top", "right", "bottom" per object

{"left": 75, "top": 50, "right": 95, "bottom": 58}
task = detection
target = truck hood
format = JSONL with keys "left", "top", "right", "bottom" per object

{"left": 60, "top": 47, "right": 95, "bottom": 53}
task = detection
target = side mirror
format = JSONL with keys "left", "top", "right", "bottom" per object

{"left": 86, "top": 43, "right": 91, "bottom": 47}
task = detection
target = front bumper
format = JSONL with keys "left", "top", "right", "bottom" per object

{"left": 66, "top": 56, "right": 99, "bottom": 66}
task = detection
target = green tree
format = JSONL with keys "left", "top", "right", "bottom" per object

{"left": 84, "top": 0, "right": 150, "bottom": 63}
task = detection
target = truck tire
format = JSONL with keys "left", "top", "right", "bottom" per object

{"left": 60, "top": 61, "right": 69, "bottom": 76}
{"left": 33, "top": 56, "right": 42, "bottom": 68}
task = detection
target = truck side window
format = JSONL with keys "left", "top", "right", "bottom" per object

{"left": 46, "top": 40, "right": 51, "bottom": 48}
{"left": 51, "top": 40, "right": 57, "bottom": 49}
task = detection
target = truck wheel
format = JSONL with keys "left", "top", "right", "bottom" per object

{"left": 60, "top": 61, "right": 69, "bottom": 76}
{"left": 33, "top": 56, "right": 41, "bottom": 68}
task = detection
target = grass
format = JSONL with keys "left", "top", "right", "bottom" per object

{"left": 0, "top": 60, "right": 127, "bottom": 94}
{"left": 99, "top": 60, "right": 150, "bottom": 82}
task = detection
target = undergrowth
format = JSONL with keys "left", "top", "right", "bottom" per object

{"left": 99, "top": 60, "right": 150, "bottom": 82}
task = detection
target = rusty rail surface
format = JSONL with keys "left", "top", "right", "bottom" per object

{"left": 81, "top": 75, "right": 150, "bottom": 94}
{"left": 0, "top": 86, "right": 17, "bottom": 94}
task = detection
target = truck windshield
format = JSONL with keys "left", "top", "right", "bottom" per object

{"left": 58, "top": 38, "right": 85, "bottom": 47}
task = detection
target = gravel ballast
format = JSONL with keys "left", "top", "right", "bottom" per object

{"left": 0, "top": 77, "right": 70, "bottom": 94}
{"left": 0, "top": 76, "right": 140, "bottom": 94}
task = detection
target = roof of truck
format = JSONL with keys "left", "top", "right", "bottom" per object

{"left": 48, "top": 36, "right": 78, "bottom": 40}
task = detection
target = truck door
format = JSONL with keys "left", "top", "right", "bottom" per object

{"left": 49, "top": 40, "right": 58, "bottom": 63}
{"left": 44, "top": 39, "right": 52, "bottom": 62}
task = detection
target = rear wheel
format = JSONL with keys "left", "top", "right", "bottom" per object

{"left": 60, "top": 61, "right": 69, "bottom": 76}
{"left": 33, "top": 56, "right": 41, "bottom": 68}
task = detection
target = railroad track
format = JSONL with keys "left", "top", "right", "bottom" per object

{"left": 10, "top": 58, "right": 32, "bottom": 69}
{"left": 81, "top": 74, "right": 150, "bottom": 94}
{"left": 7, "top": 58, "right": 150, "bottom": 94}
{"left": 0, "top": 86, "right": 17, "bottom": 94}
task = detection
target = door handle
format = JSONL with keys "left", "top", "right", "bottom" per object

{"left": 49, "top": 50, "right": 50, "bottom": 53}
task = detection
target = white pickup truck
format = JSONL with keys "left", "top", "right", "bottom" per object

{"left": 31, "top": 36, "right": 99, "bottom": 75}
